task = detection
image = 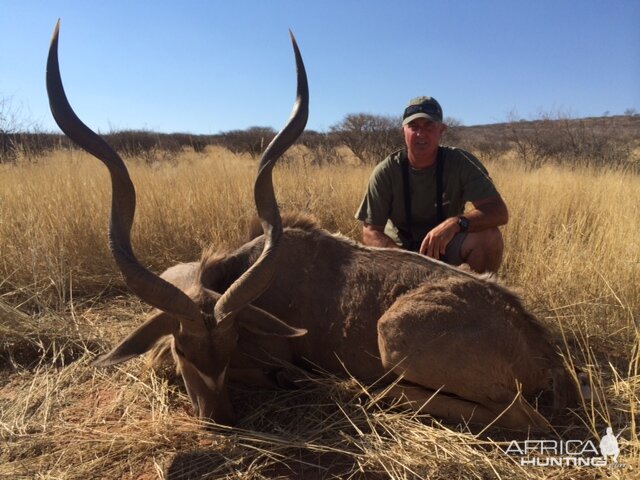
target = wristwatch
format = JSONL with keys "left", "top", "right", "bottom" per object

{"left": 457, "top": 216, "right": 470, "bottom": 233}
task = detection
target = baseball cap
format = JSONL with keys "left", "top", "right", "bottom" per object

{"left": 402, "top": 96, "right": 443, "bottom": 125}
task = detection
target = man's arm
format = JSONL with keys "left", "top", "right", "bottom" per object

{"left": 356, "top": 158, "right": 398, "bottom": 249}
{"left": 362, "top": 223, "right": 402, "bottom": 249}
{"left": 461, "top": 195, "right": 509, "bottom": 231}
{"left": 420, "top": 196, "right": 508, "bottom": 258}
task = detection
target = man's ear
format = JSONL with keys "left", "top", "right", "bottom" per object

{"left": 93, "top": 312, "right": 179, "bottom": 367}
{"left": 237, "top": 306, "right": 307, "bottom": 338}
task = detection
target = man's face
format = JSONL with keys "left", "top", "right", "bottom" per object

{"left": 403, "top": 117, "right": 447, "bottom": 162}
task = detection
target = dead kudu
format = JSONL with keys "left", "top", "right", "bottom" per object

{"left": 47, "top": 21, "right": 580, "bottom": 432}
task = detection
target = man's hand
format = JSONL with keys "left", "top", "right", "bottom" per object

{"left": 419, "top": 217, "right": 460, "bottom": 259}
{"left": 419, "top": 196, "right": 508, "bottom": 260}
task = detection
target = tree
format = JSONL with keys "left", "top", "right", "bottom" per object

{"left": 0, "top": 96, "right": 49, "bottom": 162}
{"left": 298, "top": 130, "right": 341, "bottom": 166}
{"left": 442, "top": 116, "right": 464, "bottom": 145}
{"left": 218, "top": 126, "right": 276, "bottom": 158}
{"left": 330, "top": 113, "right": 403, "bottom": 164}
{"left": 0, "top": 96, "right": 23, "bottom": 162}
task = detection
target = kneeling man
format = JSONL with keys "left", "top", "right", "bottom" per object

{"left": 355, "top": 96, "right": 508, "bottom": 273}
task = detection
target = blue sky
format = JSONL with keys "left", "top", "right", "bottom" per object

{"left": 1, "top": 1, "right": 638, "bottom": 134}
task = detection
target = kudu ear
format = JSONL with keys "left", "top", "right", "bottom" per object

{"left": 93, "top": 312, "right": 179, "bottom": 367}
{"left": 237, "top": 306, "right": 307, "bottom": 338}
{"left": 202, "top": 287, "right": 306, "bottom": 338}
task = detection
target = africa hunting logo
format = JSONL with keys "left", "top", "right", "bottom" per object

{"left": 503, "top": 427, "right": 625, "bottom": 468}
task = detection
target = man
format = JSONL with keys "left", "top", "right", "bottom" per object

{"left": 355, "top": 96, "right": 508, "bottom": 273}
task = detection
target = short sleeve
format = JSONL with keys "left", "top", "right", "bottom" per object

{"left": 457, "top": 150, "right": 500, "bottom": 202}
{"left": 355, "top": 160, "right": 394, "bottom": 226}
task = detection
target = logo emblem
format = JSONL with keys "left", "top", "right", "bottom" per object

{"left": 599, "top": 427, "right": 620, "bottom": 463}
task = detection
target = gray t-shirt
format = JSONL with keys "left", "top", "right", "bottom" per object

{"left": 355, "top": 146, "right": 500, "bottom": 249}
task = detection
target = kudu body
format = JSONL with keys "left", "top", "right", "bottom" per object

{"left": 47, "top": 21, "right": 578, "bottom": 431}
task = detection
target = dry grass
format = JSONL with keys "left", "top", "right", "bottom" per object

{"left": 1, "top": 146, "right": 639, "bottom": 478}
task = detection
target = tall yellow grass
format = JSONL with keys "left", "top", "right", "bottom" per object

{"left": 1, "top": 146, "right": 638, "bottom": 478}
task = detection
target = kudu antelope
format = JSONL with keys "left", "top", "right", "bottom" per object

{"left": 47, "top": 21, "right": 579, "bottom": 431}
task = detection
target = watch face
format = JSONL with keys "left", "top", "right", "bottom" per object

{"left": 459, "top": 217, "right": 470, "bottom": 232}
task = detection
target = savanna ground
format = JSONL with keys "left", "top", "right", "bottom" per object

{"left": 1, "top": 144, "right": 639, "bottom": 479}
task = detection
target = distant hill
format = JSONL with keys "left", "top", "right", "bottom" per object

{"left": 447, "top": 115, "right": 639, "bottom": 169}
{"left": 455, "top": 114, "right": 639, "bottom": 146}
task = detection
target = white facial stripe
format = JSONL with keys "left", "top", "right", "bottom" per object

{"left": 196, "top": 369, "right": 217, "bottom": 391}
{"left": 217, "top": 367, "right": 227, "bottom": 387}
{"left": 195, "top": 366, "right": 227, "bottom": 392}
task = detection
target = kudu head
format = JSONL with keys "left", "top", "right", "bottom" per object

{"left": 46, "top": 20, "right": 308, "bottom": 424}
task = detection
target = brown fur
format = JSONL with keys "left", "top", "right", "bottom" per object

{"left": 164, "top": 224, "right": 579, "bottom": 430}
{"left": 135, "top": 216, "right": 579, "bottom": 431}
{"left": 248, "top": 212, "right": 321, "bottom": 241}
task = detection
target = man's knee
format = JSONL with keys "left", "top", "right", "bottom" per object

{"left": 479, "top": 227, "right": 504, "bottom": 256}
{"left": 461, "top": 227, "right": 504, "bottom": 273}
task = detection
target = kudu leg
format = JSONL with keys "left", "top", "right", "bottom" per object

{"left": 380, "top": 383, "right": 550, "bottom": 432}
